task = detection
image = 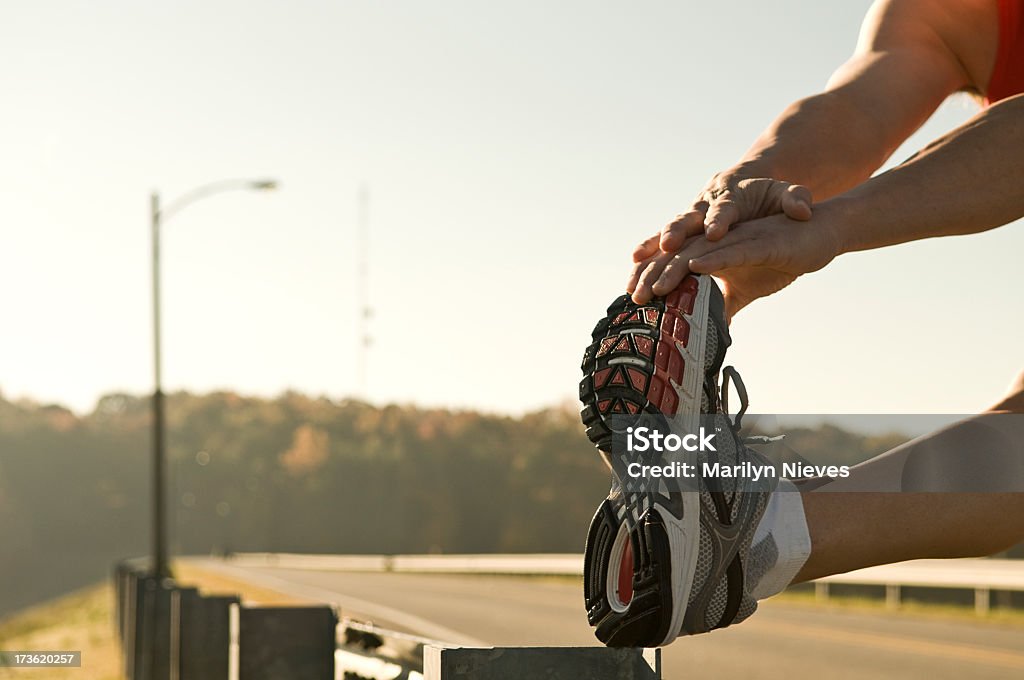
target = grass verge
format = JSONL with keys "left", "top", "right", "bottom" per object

{"left": 0, "top": 583, "right": 120, "bottom": 680}
{"left": 0, "top": 561, "right": 305, "bottom": 680}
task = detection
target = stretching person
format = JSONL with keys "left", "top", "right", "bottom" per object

{"left": 580, "top": 0, "right": 1024, "bottom": 646}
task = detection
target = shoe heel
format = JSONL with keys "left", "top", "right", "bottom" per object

{"left": 583, "top": 499, "right": 618, "bottom": 625}
{"left": 584, "top": 501, "right": 676, "bottom": 647}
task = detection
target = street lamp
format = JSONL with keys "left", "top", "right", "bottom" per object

{"left": 150, "top": 178, "right": 277, "bottom": 579}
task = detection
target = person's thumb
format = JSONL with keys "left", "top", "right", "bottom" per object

{"left": 779, "top": 183, "right": 813, "bottom": 221}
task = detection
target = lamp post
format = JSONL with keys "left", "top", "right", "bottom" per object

{"left": 150, "top": 178, "right": 277, "bottom": 579}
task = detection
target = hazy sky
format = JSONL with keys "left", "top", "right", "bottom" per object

{"left": 2, "top": 1, "right": 1020, "bottom": 416}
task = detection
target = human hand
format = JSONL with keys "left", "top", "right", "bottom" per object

{"left": 628, "top": 174, "right": 813, "bottom": 303}
{"left": 670, "top": 210, "right": 841, "bottom": 322}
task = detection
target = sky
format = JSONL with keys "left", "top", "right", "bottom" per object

{"left": 1, "top": 0, "right": 1021, "bottom": 416}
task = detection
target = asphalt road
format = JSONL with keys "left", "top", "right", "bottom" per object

{"left": 202, "top": 560, "right": 1024, "bottom": 679}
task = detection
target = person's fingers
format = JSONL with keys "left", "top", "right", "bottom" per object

{"left": 780, "top": 184, "right": 813, "bottom": 221}
{"left": 650, "top": 234, "right": 722, "bottom": 295}
{"left": 704, "top": 195, "right": 740, "bottom": 241}
{"left": 659, "top": 207, "right": 708, "bottom": 252}
{"left": 625, "top": 258, "right": 649, "bottom": 294}
{"left": 650, "top": 252, "right": 691, "bottom": 297}
{"left": 632, "top": 233, "right": 661, "bottom": 262}
{"left": 687, "top": 238, "right": 770, "bottom": 274}
{"left": 632, "top": 252, "right": 674, "bottom": 303}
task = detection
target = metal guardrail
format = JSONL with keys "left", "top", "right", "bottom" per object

{"left": 226, "top": 552, "right": 1024, "bottom": 615}
{"left": 336, "top": 619, "right": 429, "bottom": 680}
{"left": 814, "top": 558, "right": 1024, "bottom": 614}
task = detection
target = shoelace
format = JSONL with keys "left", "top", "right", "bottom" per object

{"left": 720, "top": 365, "right": 749, "bottom": 430}
{"left": 720, "top": 365, "right": 785, "bottom": 445}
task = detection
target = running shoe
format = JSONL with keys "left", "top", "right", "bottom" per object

{"left": 579, "top": 274, "right": 775, "bottom": 647}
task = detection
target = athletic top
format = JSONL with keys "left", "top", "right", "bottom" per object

{"left": 986, "top": 0, "right": 1024, "bottom": 104}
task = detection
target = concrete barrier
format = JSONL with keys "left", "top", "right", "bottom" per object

{"left": 117, "top": 564, "right": 143, "bottom": 678}
{"left": 117, "top": 557, "right": 666, "bottom": 680}
{"left": 237, "top": 605, "right": 338, "bottom": 680}
{"left": 334, "top": 621, "right": 662, "bottom": 680}
{"left": 115, "top": 564, "right": 229, "bottom": 680}
{"left": 423, "top": 646, "right": 661, "bottom": 680}
{"left": 173, "top": 589, "right": 237, "bottom": 680}
{"left": 114, "top": 558, "right": 153, "bottom": 679}
{"left": 131, "top": 575, "right": 174, "bottom": 680}
{"left": 114, "top": 562, "right": 128, "bottom": 644}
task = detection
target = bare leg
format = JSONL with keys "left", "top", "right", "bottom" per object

{"left": 793, "top": 372, "right": 1024, "bottom": 583}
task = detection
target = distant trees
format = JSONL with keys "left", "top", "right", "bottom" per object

{"left": 0, "top": 391, "right": 612, "bottom": 615}
{"left": 0, "top": 391, "right": 1018, "bottom": 617}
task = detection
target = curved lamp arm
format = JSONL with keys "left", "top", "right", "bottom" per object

{"left": 159, "top": 178, "right": 278, "bottom": 222}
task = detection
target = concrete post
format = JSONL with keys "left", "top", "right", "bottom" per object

{"left": 237, "top": 605, "right": 337, "bottom": 680}
{"left": 176, "top": 592, "right": 238, "bottom": 680}
{"left": 975, "top": 587, "right": 991, "bottom": 616}
{"left": 885, "top": 584, "right": 901, "bottom": 610}
{"left": 814, "top": 581, "right": 830, "bottom": 602}
{"left": 140, "top": 578, "right": 175, "bottom": 680}
{"left": 423, "top": 646, "right": 661, "bottom": 680}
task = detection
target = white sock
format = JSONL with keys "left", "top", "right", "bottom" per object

{"left": 748, "top": 479, "right": 812, "bottom": 600}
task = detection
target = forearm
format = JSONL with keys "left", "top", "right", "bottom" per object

{"left": 829, "top": 93, "right": 1024, "bottom": 254}
{"left": 733, "top": 90, "right": 894, "bottom": 200}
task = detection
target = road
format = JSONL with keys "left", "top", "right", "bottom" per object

{"left": 200, "top": 559, "right": 1024, "bottom": 679}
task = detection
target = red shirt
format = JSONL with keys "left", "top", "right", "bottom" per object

{"left": 986, "top": 0, "right": 1024, "bottom": 104}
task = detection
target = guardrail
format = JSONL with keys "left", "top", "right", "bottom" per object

{"left": 226, "top": 552, "right": 1024, "bottom": 616}
{"left": 337, "top": 619, "right": 427, "bottom": 680}
{"left": 814, "top": 558, "right": 1024, "bottom": 614}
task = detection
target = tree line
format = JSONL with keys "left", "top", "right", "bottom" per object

{"left": 0, "top": 390, "right": 1015, "bottom": 617}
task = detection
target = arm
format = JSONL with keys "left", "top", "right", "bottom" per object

{"left": 728, "top": 0, "right": 986, "bottom": 202}
{"left": 629, "top": 0, "right": 997, "bottom": 303}
{"left": 831, "top": 93, "right": 1024, "bottom": 252}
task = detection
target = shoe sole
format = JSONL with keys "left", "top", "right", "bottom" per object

{"left": 580, "top": 275, "right": 727, "bottom": 647}
{"left": 580, "top": 275, "right": 710, "bottom": 449}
